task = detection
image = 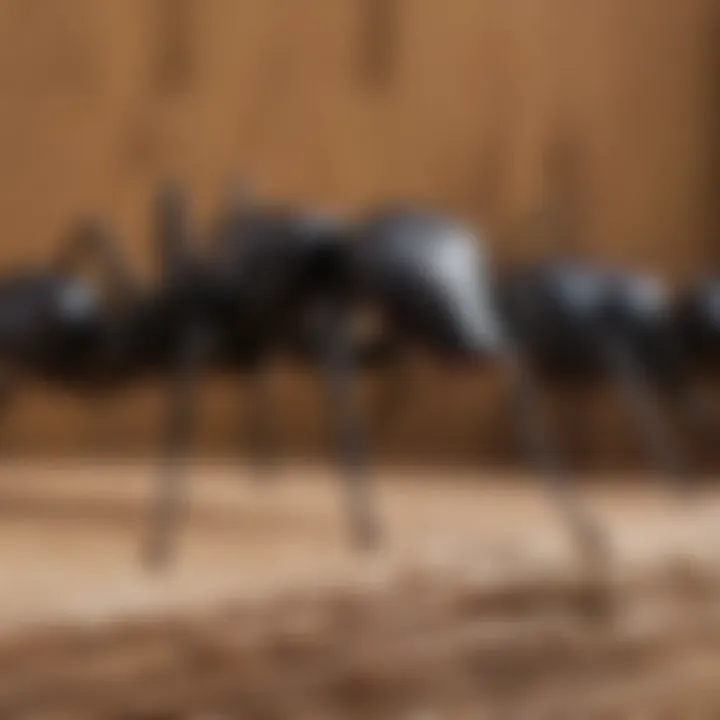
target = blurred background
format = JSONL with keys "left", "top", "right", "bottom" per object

{"left": 0, "top": 0, "right": 717, "bottom": 464}
{"left": 2, "top": 4, "right": 720, "bottom": 717}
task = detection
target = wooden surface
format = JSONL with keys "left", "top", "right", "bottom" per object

{"left": 0, "top": 462, "right": 719, "bottom": 717}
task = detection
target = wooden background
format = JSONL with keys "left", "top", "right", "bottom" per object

{"left": 0, "top": 0, "right": 717, "bottom": 466}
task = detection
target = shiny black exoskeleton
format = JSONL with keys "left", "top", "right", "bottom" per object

{"left": 200, "top": 201, "right": 515, "bottom": 559}
{"left": 0, "top": 189, "right": 248, "bottom": 569}
{"left": 500, "top": 256, "right": 686, "bottom": 484}
{"left": 0, "top": 228, "right": 142, "bottom": 393}
{"left": 322, "top": 211, "right": 603, "bottom": 563}
{"left": 0, "top": 183, "right": 607, "bottom": 570}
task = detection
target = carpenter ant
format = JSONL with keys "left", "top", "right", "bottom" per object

{"left": 0, "top": 180, "right": 607, "bottom": 571}
{"left": 340, "top": 207, "right": 606, "bottom": 564}
{"left": 494, "top": 130, "right": 689, "bottom": 487}
{"left": 0, "top": 185, "right": 250, "bottom": 569}
{"left": 220, "top": 196, "right": 607, "bottom": 564}
{"left": 498, "top": 259, "right": 689, "bottom": 486}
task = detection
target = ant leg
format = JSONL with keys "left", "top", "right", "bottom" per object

{"left": 601, "top": 335, "right": 687, "bottom": 492}
{"left": 243, "top": 363, "right": 279, "bottom": 480}
{"left": 558, "top": 379, "right": 593, "bottom": 471}
{"left": 680, "top": 385, "right": 720, "bottom": 473}
{"left": 322, "top": 309, "right": 380, "bottom": 550}
{"left": 658, "top": 371, "right": 719, "bottom": 479}
{"left": 0, "top": 373, "right": 15, "bottom": 453}
{"left": 143, "top": 327, "right": 206, "bottom": 570}
{"left": 506, "top": 350, "right": 607, "bottom": 566}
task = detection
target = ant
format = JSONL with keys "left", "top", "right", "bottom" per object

{"left": 0, "top": 186, "right": 242, "bottom": 569}
{"left": 230, "top": 200, "right": 607, "bottom": 565}
{"left": 499, "top": 258, "right": 688, "bottom": 485}
{"left": 495, "top": 131, "right": 689, "bottom": 488}
{"left": 0, "top": 181, "right": 606, "bottom": 571}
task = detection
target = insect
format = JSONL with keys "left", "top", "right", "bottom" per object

{"left": 144, "top": 188, "right": 603, "bottom": 569}
{"left": 355, "top": 214, "right": 609, "bottom": 555}
{"left": 0, "top": 184, "right": 385, "bottom": 569}
{"left": 490, "top": 128, "right": 689, "bottom": 487}
{"left": 0, "top": 180, "right": 607, "bottom": 570}
{"left": 0, "top": 186, "right": 243, "bottom": 569}
{"left": 302, "top": 204, "right": 607, "bottom": 563}
{"left": 498, "top": 258, "right": 688, "bottom": 486}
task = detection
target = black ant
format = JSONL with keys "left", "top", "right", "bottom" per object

{"left": 0, "top": 181, "right": 607, "bottom": 571}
